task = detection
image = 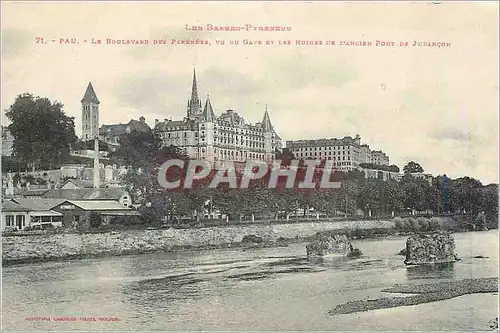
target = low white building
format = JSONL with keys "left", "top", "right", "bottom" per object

{"left": 1, "top": 198, "right": 64, "bottom": 231}
{"left": 1, "top": 200, "right": 30, "bottom": 231}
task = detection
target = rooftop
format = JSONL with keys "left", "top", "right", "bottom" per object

{"left": 42, "top": 188, "right": 128, "bottom": 200}
{"left": 1, "top": 199, "right": 31, "bottom": 212}
{"left": 10, "top": 198, "right": 66, "bottom": 211}
{"left": 65, "top": 200, "right": 133, "bottom": 211}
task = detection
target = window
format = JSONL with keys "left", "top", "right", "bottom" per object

{"left": 6, "top": 215, "right": 14, "bottom": 226}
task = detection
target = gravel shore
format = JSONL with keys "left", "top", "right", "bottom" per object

{"left": 329, "top": 277, "right": 498, "bottom": 315}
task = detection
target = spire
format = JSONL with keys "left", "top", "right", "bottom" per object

{"left": 202, "top": 94, "right": 216, "bottom": 122}
{"left": 191, "top": 68, "right": 199, "bottom": 101}
{"left": 187, "top": 68, "right": 202, "bottom": 118}
{"left": 261, "top": 105, "right": 273, "bottom": 132}
{"left": 81, "top": 82, "right": 100, "bottom": 104}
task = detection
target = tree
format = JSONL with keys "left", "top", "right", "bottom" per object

{"left": 89, "top": 212, "right": 101, "bottom": 228}
{"left": 112, "top": 131, "right": 190, "bottom": 203}
{"left": 403, "top": 161, "right": 424, "bottom": 174}
{"left": 275, "top": 148, "right": 295, "bottom": 166}
{"left": 359, "top": 163, "right": 400, "bottom": 173}
{"left": 80, "top": 139, "right": 109, "bottom": 151}
{"left": 480, "top": 184, "right": 499, "bottom": 227}
{"left": 358, "top": 178, "right": 381, "bottom": 217}
{"left": 401, "top": 177, "right": 427, "bottom": 213}
{"left": 5, "top": 93, "right": 77, "bottom": 170}
{"left": 449, "top": 177, "right": 483, "bottom": 214}
{"left": 381, "top": 180, "right": 404, "bottom": 216}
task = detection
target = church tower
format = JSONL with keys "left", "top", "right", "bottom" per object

{"left": 187, "top": 69, "right": 202, "bottom": 119}
{"left": 81, "top": 82, "right": 100, "bottom": 140}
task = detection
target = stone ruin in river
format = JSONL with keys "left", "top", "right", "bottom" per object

{"left": 404, "top": 232, "right": 460, "bottom": 265}
{"left": 306, "top": 233, "right": 354, "bottom": 258}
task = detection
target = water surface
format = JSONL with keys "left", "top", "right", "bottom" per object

{"left": 2, "top": 230, "right": 498, "bottom": 331}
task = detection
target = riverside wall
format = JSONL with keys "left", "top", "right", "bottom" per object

{"left": 2, "top": 219, "right": 395, "bottom": 264}
{"left": 3, "top": 215, "right": 475, "bottom": 265}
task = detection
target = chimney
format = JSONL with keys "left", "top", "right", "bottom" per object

{"left": 155, "top": 119, "right": 159, "bottom": 127}
{"left": 139, "top": 116, "right": 145, "bottom": 123}
{"left": 93, "top": 137, "right": 100, "bottom": 188}
{"left": 355, "top": 134, "right": 361, "bottom": 145}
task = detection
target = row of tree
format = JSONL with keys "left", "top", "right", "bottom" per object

{"left": 112, "top": 130, "right": 498, "bottom": 223}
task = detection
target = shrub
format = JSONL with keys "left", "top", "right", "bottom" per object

{"left": 394, "top": 219, "right": 403, "bottom": 230}
{"left": 89, "top": 212, "right": 101, "bottom": 228}
{"left": 241, "top": 235, "right": 263, "bottom": 243}
{"left": 408, "top": 218, "right": 419, "bottom": 231}
{"left": 417, "top": 217, "right": 429, "bottom": 231}
{"left": 429, "top": 217, "right": 441, "bottom": 231}
{"left": 347, "top": 248, "right": 363, "bottom": 258}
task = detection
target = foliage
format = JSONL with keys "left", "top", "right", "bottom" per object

{"left": 109, "top": 136, "right": 498, "bottom": 226}
{"left": 347, "top": 248, "right": 363, "bottom": 258}
{"left": 403, "top": 161, "right": 424, "bottom": 174}
{"left": 71, "top": 139, "right": 109, "bottom": 151}
{"left": 5, "top": 93, "right": 77, "bottom": 170}
{"left": 275, "top": 148, "right": 295, "bottom": 166}
{"left": 359, "top": 163, "right": 400, "bottom": 173}
{"left": 1, "top": 156, "right": 29, "bottom": 173}
{"left": 89, "top": 212, "right": 101, "bottom": 228}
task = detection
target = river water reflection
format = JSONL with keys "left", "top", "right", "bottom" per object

{"left": 2, "top": 230, "right": 498, "bottom": 331}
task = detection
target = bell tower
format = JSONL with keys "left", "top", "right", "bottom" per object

{"left": 81, "top": 82, "right": 100, "bottom": 140}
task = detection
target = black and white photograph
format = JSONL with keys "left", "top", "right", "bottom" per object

{"left": 1, "top": 1, "right": 499, "bottom": 331}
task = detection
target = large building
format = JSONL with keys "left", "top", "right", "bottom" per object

{"left": 286, "top": 135, "right": 362, "bottom": 172}
{"left": 99, "top": 117, "right": 151, "bottom": 152}
{"left": 286, "top": 135, "right": 390, "bottom": 172}
{"left": 370, "top": 150, "right": 390, "bottom": 166}
{"left": 154, "top": 70, "right": 282, "bottom": 166}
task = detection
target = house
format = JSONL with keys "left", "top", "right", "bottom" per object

{"left": 99, "top": 117, "right": 151, "bottom": 152}
{"left": 9, "top": 188, "right": 51, "bottom": 198}
{"left": 51, "top": 200, "right": 140, "bottom": 226}
{"left": 41, "top": 188, "right": 132, "bottom": 207}
{"left": 2, "top": 198, "right": 64, "bottom": 231}
{"left": 60, "top": 179, "right": 94, "bottom": 189}
{"left": 1, "top": 199, "right": 30, "bottom": 231}
{"left": 412, "top": 172, "right": 434, "bottom": 185}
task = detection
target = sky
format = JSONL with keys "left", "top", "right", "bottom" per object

{"left": 1, "top": 1, "right": 498, "bottom": 184}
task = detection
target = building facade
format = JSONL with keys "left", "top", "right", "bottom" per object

{"left": 81, "top": 82, "right": 100, "bottom": 140}
{"left": 99, "top": 117, "right": 151, "bottom": 152}
{"left": 286, "top": 135, "right": 362, "bottom": 172}
{"left": 371, "top": 150, "right": 390, "bottom": 166}
{"left": 154, "top": 70, "right": 282, "bottom": 167}
{"left": 286, "top": 135, "right": 391, "bottom": 172}
{"left": 359, "top": 144, "right": 372, "bottom": 164}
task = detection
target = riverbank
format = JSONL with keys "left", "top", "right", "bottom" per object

{"left": 329, "top": 277, "right": 499, "bottom": 315}
{"left": 1, "top": 216, "right": 493, "bottom": 266}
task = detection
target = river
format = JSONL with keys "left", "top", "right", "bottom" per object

{"left": 2, "top": 230, "right": 498, "bottom": 331}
